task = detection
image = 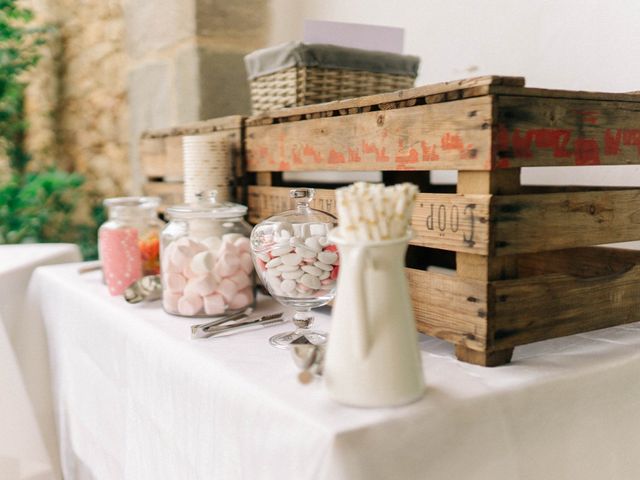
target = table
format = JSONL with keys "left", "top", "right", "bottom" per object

{"left": 0, "top": 244, "right": 81, "bottom": 480}
{"left": 29, "top": 262, "right": 640, "bottom": 480}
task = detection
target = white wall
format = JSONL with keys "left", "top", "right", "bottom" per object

{"left": 269, "top": 0, "right": 640, "bottom": 186}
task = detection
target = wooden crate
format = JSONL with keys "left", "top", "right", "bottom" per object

{"left": 140, "top": 115, "right": 244, "bottom": 207}
{"left": 244, "top": 75, "right": 640, "bottom": 366}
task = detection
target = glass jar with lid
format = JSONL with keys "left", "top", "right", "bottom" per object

{"left": 250, "top": 188, "right": 338, "bottom": 348}
{"left": 98, "top": 196, "right": 164, "bottom": 296}
{"left": 160, "top": 191, "right": 255, "bottom": 317}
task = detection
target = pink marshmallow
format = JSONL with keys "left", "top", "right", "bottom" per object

{"left": 220, "top": 239, "right": 239, "bottom": 256}
{"left": 216, "top": 252, "right": 240, "bottom": 278}
{"left": 183, "top": 263, "right": 198, "bottom": 279}
{"left": 165, "top": 273, "right": 187, "bottom": 293}
{"left": 163, "top": 292, "right": 181, "bottom": 312}
{"left": 177, "top": 294, "right": 203, "bottom": 316}
{"left": 240, "top": 252, "right": 253, "bottom": 274}
{"left": 229, "top": 287, "right": 254, "bottom": 310}
{"left": 229, "top": 270, "right": 251, "bottom": 290}
{"left": 217, "top": 278, "right": 238, "bottom": 303}
{"left": 234, "top": 237, "right": 251, "bottom": 253}
{"left": 184, "top": 274, "right": 218, "bottom": 297}
{"left": 203, "top": 294, "right": 226, "bottom": 316}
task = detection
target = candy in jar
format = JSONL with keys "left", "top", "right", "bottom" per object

{"left": 98, "top": 197, "right": 163, "bottom": 295}
{"left": 250, "top": 188, "right": 338, "bottom": 348}
{"left": 160, "top": 191, "right": 255, "bottom": 317}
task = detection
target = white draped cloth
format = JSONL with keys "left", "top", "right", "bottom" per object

{"left": 0, "top": 244, "right": 81, "bottom": 480}
{"left": 25, "top": 262, "right": 640, "bottom": 480}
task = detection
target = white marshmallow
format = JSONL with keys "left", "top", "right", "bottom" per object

{"left": 217, "top": 278, "right": 238, "bottom": 303}
{"left": 216, "top": 252, "right": 240, "bottom": 277}
{"left": 240, "top": 252, "right": 253, "bottom": 274}
{"left": 229, "top": 288, "right": 253, "bottom": 310}
{"left": 234, "top": 237, "right": 251, "bottom": 253}
{"left": 229, "top": 270, "right": 252, "bottom": 290}
{"left": 190, "top": 251, "right": 215, "bottom": 275}
{"left": 222, "top": 233, "right": 244, "bottom": 244}
{"left": 203, "top": 294, "right": 226, "bottom": 316}
{"left": 163, "top": 292, "right": 181, "bottom": 312}
{"left": 202, "top": 236, "right": 222, "bottom": 253}
{"left": 183, "top": 263, "right": 199, "bottom": 279}
{"left": 177, "top": 295, "right": 203, "bottom": 316}
{"left": 184, "top": 274, "right": 218, "bottom": 297}
{"left": 165, "top": 273, "right": 186, "bottom": 293}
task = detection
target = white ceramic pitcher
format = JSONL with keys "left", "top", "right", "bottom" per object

{"left": 324, "top": 229, "right": 425, "bottom": 407}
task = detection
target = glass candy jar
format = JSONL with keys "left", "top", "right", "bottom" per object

{"left": 99, "top": 196, "right": 163, "bottom": 296}
{"left": 160, "top": 191, "right": 255, "bottom": 317}
{"left": 250, "top": 188, "right": 338, "bottom": 348}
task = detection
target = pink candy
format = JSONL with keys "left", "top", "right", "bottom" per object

{"left": 99, "top": 227, "right": 143, "bottom": 296}
{"left": 161, "top": 233, "right": 254, "bottom": 317}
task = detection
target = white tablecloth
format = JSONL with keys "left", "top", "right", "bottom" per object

{"left": 28, "top": 262, "right": 640, "bottom": 480}
{"left": 0, "top": 244, "right": 81, "bottom": 480}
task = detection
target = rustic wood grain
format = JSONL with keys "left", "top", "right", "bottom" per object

{"left": 246, "top": 96, "right": 494, "bottom": 172}
{"left": 491, "top": 249, "right": 640, "bottom": 350}
{"left": 245, "top": 75, "right": 524, "bottom": 126}
{"left": 494, "top": 95, "right": 640, "bottom": 168}
{"left": 248, "top": 185, "right": 491, "bottom": 254}
{"left": 492, "top": 189, "right": 640, "bottom": 255}
{"left": 407, "top": 268, "right": 489, "bottom": 351}
{"left": 142, "top": 181, "right": 183, "bottom": 207}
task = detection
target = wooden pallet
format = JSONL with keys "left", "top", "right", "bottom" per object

{"left": 140, "top": 115, "right": 244, "bottom": 207}
{"left": 244, "top": 75, "right": 640, "bottom": 366}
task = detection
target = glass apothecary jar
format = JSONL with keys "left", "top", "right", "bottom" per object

{"left": 98, "top": 196, "right": 163, "bottom": 296}
{"left": 250, "top": 188, "right": 338, "bottom": 348}
{"left": 160, "top": 191, "right": 255, "bottom": 317}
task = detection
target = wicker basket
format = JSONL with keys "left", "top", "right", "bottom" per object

{"left": 245, "top": 43, "right": 420, "bottom": 114}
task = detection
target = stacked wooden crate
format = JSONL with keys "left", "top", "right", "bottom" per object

{"left": 243, "top": 75, "right": 640, "bottom": 366}
{"left": 139, "top": 115, "right": 244, "bottom": 207}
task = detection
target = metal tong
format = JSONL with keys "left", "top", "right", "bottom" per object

{"left": 191, "top": 311, "right": 284, "bottom": 339}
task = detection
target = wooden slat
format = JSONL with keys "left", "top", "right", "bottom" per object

{"left": 491, "top": 249, "right": 640, "bottom": 350}
{"left": 140, "top": 137, "right": 166, "bottom": 178}
{"left": 408, "top": 268, "right": 489, "bottom": 351}
{"left": 492, "top": 189, "right": 640, "bottom": 255}
{"left": 246, "top": 96, "right": 494, "bottom": 172}
{"left": 141, "top": 115, "right": 243, "bottom": 138}
{"left": 491, "top": 85, "right": 640, "bottom": 104}
{"left": 248, "top": 185, "right": 491, "bottom": 254}
{"left": 142, "top": 181, "right": 183, "bottom": 207}
{"left": 245, "top": 75, "right": 524, "bottom": 126}
{"left": 494, "top": 95, "right": 640, "bottom": 168}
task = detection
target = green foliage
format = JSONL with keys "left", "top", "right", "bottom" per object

{"left": 0, "top": 0, "right": 101, "bottom": 259}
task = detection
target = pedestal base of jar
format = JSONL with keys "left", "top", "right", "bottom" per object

{"left": 269, "top": 329, "right": 327, "bottom": 349}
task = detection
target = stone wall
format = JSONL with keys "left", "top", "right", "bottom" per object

{"left": 22, "top": 0, "right": 272, "bottom": 198}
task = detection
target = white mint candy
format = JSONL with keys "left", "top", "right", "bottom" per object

{"left": 276, "top": 264, "right": 299, "bottom": 272}
{"left": 314, "top": 261, "right": 332, "bottom": 272}
{"left": 271, "top": 246, "right": 293, "bottom": 257}
{"left": 319, "top": 270, "right": 330, "bottom": 280}
{"left": 267, "top": 269, "right": 281, "bottom": 280}
{"left": 318, "top": 236, "right": 329, "bottom": 247}
{"left": 190, "top": 251, "right": 215, "bottom": 275}
{"left": 256, "top": 253, "right": 270, "bottom": 262}
{"left": 304, "top": 237, "right": 321, "bottom": 252}
{"left": 281, "top": 253, "right": 302, "bottom": 266}
{"left": 295, "top": 247, "right": 316, "bottom": 259}
{"left": 281, "top": 279, "right": 296, "bottom": 293}
{"left": 318, "top": 251, "right": 338, "bottom": 265}
{"left": 266, "top": 257, "right": 282, "bottom": 269}
{"left": 300, "top": 273, "right": 321, "bottom": 290}
{"left": 282, "top": 270, "right": 304, "bottom": 280}
{"left": 301, "top": 265, "right": 322, "bottom": 276}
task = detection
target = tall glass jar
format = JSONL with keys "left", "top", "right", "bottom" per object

{"left": 98, "top": 196, "right": 164, "bottom": 296}
{"left": 160, "top": 191, "right": 255, "bottom": 317}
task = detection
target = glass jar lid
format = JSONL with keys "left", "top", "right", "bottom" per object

{"left": 167, "top": 191, "right": 248, "bottom": 220}
{"left": 103, "top": 196, "right": 160, "bottom": 218}
{"left": 261, "top": 188, "right": 336, "bottom": 224}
